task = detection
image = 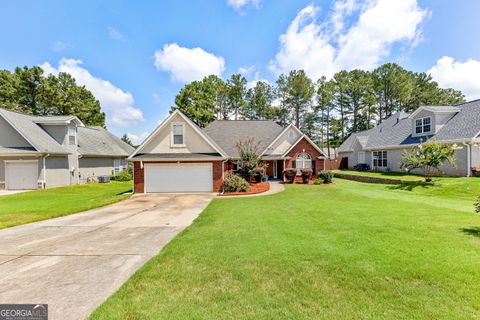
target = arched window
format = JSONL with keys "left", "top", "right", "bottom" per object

{"left": 295, "top": 152, "right": 312, "bottom": 169}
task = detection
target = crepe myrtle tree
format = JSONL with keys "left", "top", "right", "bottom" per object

{"left": 235, "top": 137, "right": 261, "bottom": 181}
{"left": 400, "top": 139, "right": 456, "bottom": 182}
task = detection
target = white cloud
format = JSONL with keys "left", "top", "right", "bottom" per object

{"left": 127, "top": 132, "right": 149, "bottom": 146}
{"left": 52, "top": 40, "right": 68, "bottom": 52}
{"left": 227, "top": 0, "right": 260, "bottom": 12}
{"left": 154, "top": 43, "right": 225, "bottom": 83}
{"left": 108, "top": 27, "right": 126, "bottom": 41}
{"left": 269, "top": 0, "right": 428, "bottom": 79}
{"left": 428, "top": 56, "right": 480, "bottom": 100}
{"left": 238, "top": 65, "right": 255, "bottom": 76}
{"left": 40, "top": 58, "right": 144, "bottom": 128}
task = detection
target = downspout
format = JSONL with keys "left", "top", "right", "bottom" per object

{"left": 78, "top": 154, "right": 83, "bottom": 184}
{"left": 463, "top": 142, "right": 471, "bottom": 177}
{"left": 43, "top": 154, "right": 50, "bottom": 189}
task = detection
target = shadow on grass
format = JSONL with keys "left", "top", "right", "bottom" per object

{"left": 461, "top": 227, "right": 480, "bottom": 238}
{"left": 387, "top": 181, "right": 434, "bottom": 191}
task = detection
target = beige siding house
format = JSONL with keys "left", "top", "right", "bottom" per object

{"left": 337, "top": 100, "right": 480, "bottom": 177}
{"left": 0, "top": 108, "right": 134, "bottom": 190}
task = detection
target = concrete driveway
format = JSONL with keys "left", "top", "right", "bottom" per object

{"left": 0, "top": 193, "right": 214, "bottom": 320}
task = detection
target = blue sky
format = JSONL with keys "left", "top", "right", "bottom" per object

{"left": 1, "top": 0, "right": 480, "bottom": 144}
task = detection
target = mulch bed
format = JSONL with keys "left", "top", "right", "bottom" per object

{"left": 221, "top": 182, "right": 270, "bottom": 196}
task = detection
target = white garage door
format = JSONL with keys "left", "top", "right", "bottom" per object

{"left": 6, "top": 161, "right": 38, "bottom": 190}
{"left": 144, "top": 163, "right": 213, "bottom": 193}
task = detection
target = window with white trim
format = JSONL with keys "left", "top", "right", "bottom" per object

{"left": 373, "top": 151, "right": 388, "bottom": 168}
{"left": 415, "top": 117, "right": 431, "bottom": 134}
{"left": 68, "top": 126, "right": 76, "bottom": 145}
{"left": 295, "top": 152, "right": 312, "bottom": 172}
{"left": 114, "top": 159, "right": 121, "bottom": 175}
{"left": 171, "top": 123, "right": 185, "bottom": 146}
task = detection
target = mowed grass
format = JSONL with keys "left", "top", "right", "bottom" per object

{"left": 334, "top": 169, "right": 427, "bottom": 182}
{"left": 90, "top": 179, "right": 480, "bottom": 320}
{"left": 0, "top": 181, "right": 132, "bottom": 229}
{"left": 335, "top": 169, "right": 480, "bottom": 201}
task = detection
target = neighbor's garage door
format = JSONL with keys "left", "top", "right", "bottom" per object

{"left": 6, "top": 161, "right": 38, "bottom": 190}
{"left": 144, "top": 163, "right": 213, "bottom": 193}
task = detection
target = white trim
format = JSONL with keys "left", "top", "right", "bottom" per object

{"left": 129, "top": 110, "right": 228, "bottom": 159}
{"left": 409, "top": 106, "right": 460, "bottom": 118}
{"left": 358, "top": 151, "right": 365, "bottom": 164}
{"left": 260, "top": 124, "right": 302, "bottom": 157}
{"left": 170, "top": 122, "right": 186, "bottom": 147}
{"left": 4, "top": 160, "right": 39, "bottom": 190}
{"left": 281, "top": 133, "right": 327, "bottom": 159}
{"left": 143, "top": 162, "right": 213, "bottom": 193}
{"left": 414, "top": 116, "right": 432, "bottom": 135}
{"left": 281, "top": 135, "right": 305, "bottom": 157}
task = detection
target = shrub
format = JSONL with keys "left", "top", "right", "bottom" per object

{"left": 313, "top": 178, "right": 323, "bottom": 185}
{"left": 223, "top": 172, "right": 250, "bottom": 192}
{"left": 475, "top": 196, "right": 480, "bottom": 213}
{"left": 235, "top": 137, "right": 261, "bottom": 181}
{"left": 319, "top": 171, "right": 334, "bottom": 184}
{"left": 401, "top": 139, "right": 456, "bottom": 182}
{"left": 283, "top": 168, "right": 297, "bottom": 183}
{"left": 110, "top": 171, "right": 132, "bottom": 181}
{"left": 301, "top": 168, "right": 313, "bottom": 183}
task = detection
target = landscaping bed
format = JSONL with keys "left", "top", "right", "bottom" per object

{"left": 221, "top": 182, "right": 270, "bottom": 196}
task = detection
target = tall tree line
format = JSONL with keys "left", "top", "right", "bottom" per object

{"left": 0, "top": 66, "right": 105, "bottom": 126}
{"left": 172, "top": 63, "right": 465, "bottom": 151}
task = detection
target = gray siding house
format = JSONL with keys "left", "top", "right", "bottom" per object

{"left": 0, "top": 108, "right": 134, "bottom": 190}
{"left": 337, "top": 100, "right": 480, "bottom": 177}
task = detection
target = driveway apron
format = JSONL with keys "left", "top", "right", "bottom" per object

{"left": 0, "top": 193, "right": 214, "bottom": 320}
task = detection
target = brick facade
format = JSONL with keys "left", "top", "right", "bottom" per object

{"left": 285, "top": 137, "right": 325, "bottom": 178}
{"left": 133, "top": 160, "right": 225, "bottom": 194}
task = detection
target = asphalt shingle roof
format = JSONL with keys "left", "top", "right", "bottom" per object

{"left": 0, "top": 109, "right": 68, "bottom": 154}
{"left": 338, "top": 100, "right": 480, "bottom": 151}
{"left": 78, "top": 126, "right": 134, "bottom": 157}
{"left": 203, "top": 120, "right": 285, "bottom": 158}
{"left": 0, "top": 108, "right": 133, "bottom": 157}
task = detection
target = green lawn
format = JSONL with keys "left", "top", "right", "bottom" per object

{"left": 334, "top": 169, "right": 426, "bottom": 182}
{"left": 0, "top": 181, "right": 132, "bottom": 229}
{"left": 90, "top": 179, "right": 480, "bottom": 320}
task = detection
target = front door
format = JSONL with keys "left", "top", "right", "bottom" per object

{"left": 273, "top": 161, "right": 278, "bottom": 179}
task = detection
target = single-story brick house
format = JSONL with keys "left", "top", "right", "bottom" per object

{"left": 337, "top": 99, "right": 480, "bottom": 177}
{"left": 129, "top": 110, "right": 327, "bottom": 193}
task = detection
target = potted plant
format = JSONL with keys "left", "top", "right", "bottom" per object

{"left": 300, "top": 168, "right": 313, "bottom": 183}
{"left": 283, "top": 168, "right": 296, "bottom": 183}
{"left": 254, "top": 166, "right": 265, "bottom": 183}
{"left": 263, "top": 175, "right": 269, "bottom": 182}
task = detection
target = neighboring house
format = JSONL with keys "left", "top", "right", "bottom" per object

{"left": 129, "top": 110, "right": 327, "bottom": 193}
{"left": 337, "top": 100, "right": 480, "bottom": 177}
{"left": 0, "top": 108, "right": 134, "bottom": 190}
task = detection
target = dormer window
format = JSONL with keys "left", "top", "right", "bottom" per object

{"left": 68, "top": 126, "right": 76, "bottom": 145}
{"left": 171, "top": 123, "right": 185, "bottom": 147}
{"left": 415, "top": 117, "right": 431, "bottom": 134}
